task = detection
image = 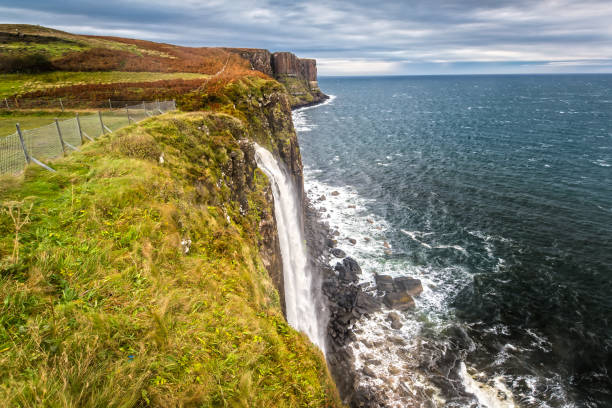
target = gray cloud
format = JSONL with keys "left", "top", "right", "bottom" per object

{"left": 2, "top": 0, "right": 612, "bottom": 74}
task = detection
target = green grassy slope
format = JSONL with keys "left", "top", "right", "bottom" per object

{"left": 0, "top": 78, "right": 341, "bottom": 407}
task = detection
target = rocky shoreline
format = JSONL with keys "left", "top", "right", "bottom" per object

{"left": 303, "top": 195, "right": 432, "bottom": 407}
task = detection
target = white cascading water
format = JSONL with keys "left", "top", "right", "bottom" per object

{"left": 254, "top": 143, "right": 325, "bottom": 353}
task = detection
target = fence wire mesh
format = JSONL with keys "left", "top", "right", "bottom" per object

{"left": 0, "top": 100, "right": 175, "bottom": 175}
{"left": 0, "top": 133, "right": 27, "bottom": 174}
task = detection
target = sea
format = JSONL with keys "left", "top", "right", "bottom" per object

{"left": 294, "top": 75, "right": 612, "bottom": 407}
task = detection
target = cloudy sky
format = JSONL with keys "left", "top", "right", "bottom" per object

{"left": 3, "top": 0, "right": 612, "bottom": 75}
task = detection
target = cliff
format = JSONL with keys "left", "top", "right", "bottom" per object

{"left": 232, "top": 48, "right": 328, "bottom": 108}
{"left": 0, "top": 77, "right": 341, "bottom": 407}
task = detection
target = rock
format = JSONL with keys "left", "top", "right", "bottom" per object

{"left": 354, "top": 292, "right": 381, "bottom": 314}
{"left": 326, "top": 238, "right": 337, "bottom": 248}
{"left": 343, "top": 257, "right": 361, "bottom": 275}
{"left": 393, "top": 277, "right": 423, "bottom": 296}
{"left": 367, "top": 218, "right": 374, "bottom": 224}
{"left": 331, "top": 191, "right": 340, "bottom": 196}
{"left": 387, "top": 312, "right": 403, "bottom": 330}
{"left": 318, "top": 195, "right": 326, "bottom": 201}
{"left": 375, "top": 274, "right": 395, "bottom": 292}
{"left": 348, "top": 237, "right": 357, "bottom": 245}
{"left": 383, "top": 291, "right": 416, "bottom": 311}
{"left": 335, "top": 260, "right": 358, "bottom": 283}
{"left": 364, "top": 237, "right": 371, "bottom": 242}
{"left": 384, "top": 249, "right": 392, "bottom": 255}
{"left": 348, "top": 204, "right": 356, "bottom": 208}
{"left": 332, "top": 230, "right": 340, "bottom": 236}
{"left": 330, "top": 248, "right": 346, "bottom": 258}
{"left": 362, "top": 366, "right": 377, "bottom": 378}
{"left": 320, "top": 207, "right": 327, "bottom": 212}
{"left": 365, "top": 358, "right": 382, "bottom": 366}
{"left": 383, "top": 241, "right": 391, "bottom": 249}
{"left": 389, "top": 366, "right": 400, "bottom": 375}
{"left": 389, "top": 336, "right": 406, "bottom": 346}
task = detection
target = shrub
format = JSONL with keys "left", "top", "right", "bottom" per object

{"left": 0, "top": 53, "right": 54, "bottom": 74}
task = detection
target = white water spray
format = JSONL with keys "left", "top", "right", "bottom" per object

{"left": 254, "top": 144, "right": 325, "bottom": 353}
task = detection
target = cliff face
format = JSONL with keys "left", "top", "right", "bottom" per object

{"left": 232, "top": 49, "right": 328, "bottom": 108}
{"left": 0, "top": 76, "right": 342, "bottom": 407}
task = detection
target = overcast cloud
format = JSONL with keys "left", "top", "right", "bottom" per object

{"left": 2, "top": 0, "right": 612, "bottom": 75}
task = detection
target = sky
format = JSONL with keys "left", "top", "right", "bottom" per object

{"left": 2, "top": 0, "right": 612, "bottom": 75}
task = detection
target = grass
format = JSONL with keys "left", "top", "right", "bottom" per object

{"left": 0, "top": 87, "right": 341, "bottom": 407}
{"left": 0, "top": 110, "right": 79, "bottom": 136}
{"left": 0, "top": 72, "right": 210, "bottom": 98}
{"left": 0, "top": 41, "right": 88, "bottom": 58}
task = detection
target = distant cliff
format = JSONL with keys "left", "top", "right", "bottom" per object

{"left": 231, "top": 48, "right": 328, "bottom": 108}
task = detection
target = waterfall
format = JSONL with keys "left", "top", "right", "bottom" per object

{"left": 254, "top": 144, "right": 325, "bottom": 353}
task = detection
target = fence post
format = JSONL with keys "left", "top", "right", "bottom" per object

{"left": 54, "top": 119, "right": 67, "bottom": 155}
{"left": 108, "top": 98, "right": 112, "bottom": 109}
{"left": 15, "top": 124, "right": 31, "bottom": 164}
{"left": 59, "top": 98, "right": 64, "bottom": 112}
{"left": 4, "top": 98, "right": 8, "bottom": 109}
{"left": 126, "top": 104, "right": 132, "bottom": 124}
{"left": 98, "top": 111, "right": 106, "bottom": 135}
{"left": 75, "top": 113, "right": 84, "bottom": 144}
{"left": 14, "top": 98, "right": 19, "bottom": 109}
{"left": 142, "top": 101, "right": 146, "bottom": 116}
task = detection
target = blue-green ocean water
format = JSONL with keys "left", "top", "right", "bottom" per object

{"left": 296, "top": 75, "right": 612, "bottom": 407}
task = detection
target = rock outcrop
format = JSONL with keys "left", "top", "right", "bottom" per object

{"left": 232, "top": 48, "right": 328, "bottom": 108}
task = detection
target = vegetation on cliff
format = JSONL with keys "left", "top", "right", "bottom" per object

{"left": 0, "top": 64, "right": 340, "bottom": 407}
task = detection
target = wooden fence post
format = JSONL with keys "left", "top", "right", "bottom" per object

{"left": 54, "top": 119, "right": 66, "bottom": 155}
{"left": 15, "top": 124, "right": 30, "bottom": 164}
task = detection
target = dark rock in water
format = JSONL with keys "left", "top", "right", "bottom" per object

{"left": 387, "top": 311, "right": 403, "bottom": 330}
{"left": 389, "top": 335, "right": 406, "bottom": 346}
{"left": 383, "top": 291, "right": 416, "bottom": 310}
{"left": 326, "top": 238, "right": 337, "bottom": 248}
{"left": 332, "top": 230, "right": 340, "bottom": 236}
{"left": 375, "top": 274, "right": 395, "bottom": 292}
{"left": 331, "top": 190, "right": 340, "bottom": 196}
{"left": 335, "top": 261, "right": 358, "bottom": 283}
{"left": 394, "top": 277, "right": 423, "bottom": 296}
{"left": 331, "top": 248, "right": 346, "bottom": 258}
{"left": 318, "top": 194, "right": 326, "bottom": 201}
{"left": 362, "top": 366, "right": 377, "bottom": 378}
{"left": 347, "top": 237, "right": 357, "bottom": 245}
{"left": 343, "top": 257, "right": 362, "bottom": 275}
{"left": 355, "top": 291, "right": 381, "bottom": 314}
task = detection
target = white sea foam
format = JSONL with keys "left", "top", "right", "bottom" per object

{"left": 292, "top": 95, "right": 337, "bottom": 132}
{"left": 593, "top": 159, "right": 611, "bottom": 167}
{"left": 459, "top": 362, "right": 517, "bottom": 408}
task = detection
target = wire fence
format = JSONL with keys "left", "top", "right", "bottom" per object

{"left": 0, "top": 97, "right": 165, "bottom": 111}
{"left": 0, "top": 100, "right": 176, "bottom": 175}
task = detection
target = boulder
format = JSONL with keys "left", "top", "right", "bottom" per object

{"left": 375, "top": 274, "right": 395, "bottom": 292}
{"left": 331, "top": 191, "right": 340, "bottom": 196}
{"left": 330, "top": 248, "right": 346, "bottom": 258}
{"left": 394, "top": 277, "right": 423, "bottom": 296}
{"left": 348, "top": 237, "right": 357, "bottom": 245}
{"left": 326, "top": 238, "right": 337, "bottom": 248}
{"left": 334, "top": 257, "right": 361, "bottom": 284}
{"left": 386, "top": 311, "right": 403, "bottom": 330}
{"left": 383, "top": 291, "right": 415, "bottom": 311}
{"left": 362, "top": 366, "right": 377, "bottom": 378}
{"left": 343, "top": 257, "right": 361, "bottom": 275}
{"left": 354, "top": 291, "right": 381, "bottom": 314}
